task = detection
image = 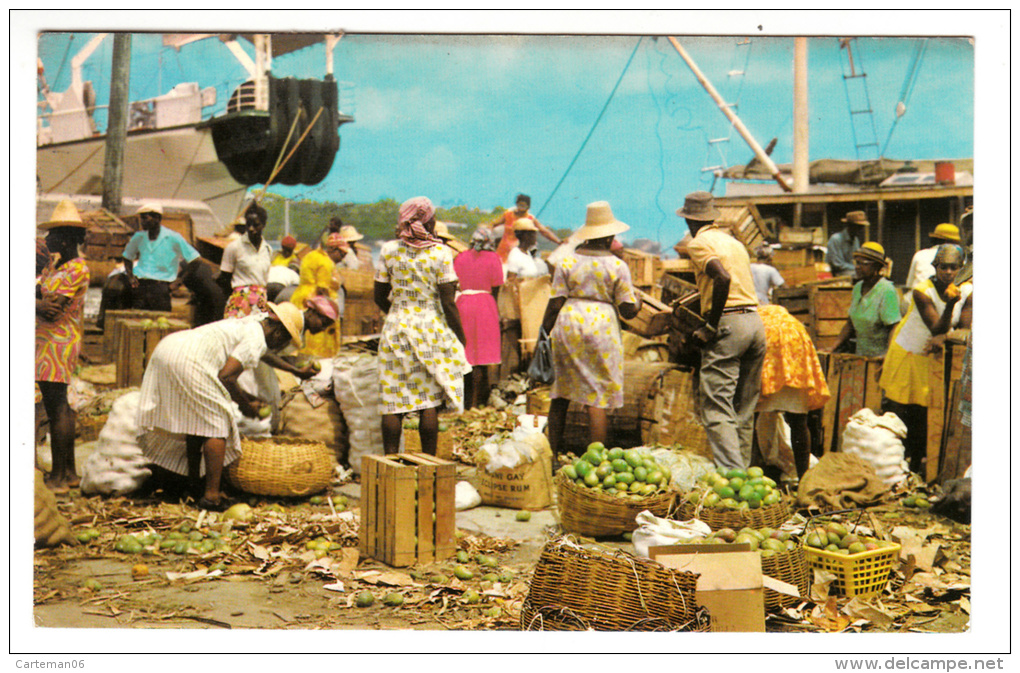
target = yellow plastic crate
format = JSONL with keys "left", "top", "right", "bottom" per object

{"left": 803, "top": 543, "right": 901, "bottom": 598}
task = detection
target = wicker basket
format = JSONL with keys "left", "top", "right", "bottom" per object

{"left": 520, "top": 536, "right": 706, "bottom": 631}
{"left": 228, "top": 437, "right": 336, "bottom": 497}
{"left": 761, "top": 538, "right": 810, "bottom": 610}
{"left": 556, "top": 472, "right": 675, "bottom": 538}
{"left": 674, "top": 496, "right": 793, "bottom": 532}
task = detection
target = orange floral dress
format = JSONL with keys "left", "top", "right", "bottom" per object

{"left": 36, "top": 257, "right": 90, "bottom": 384}
{"left": 757, "top": 304, "right": 830, "bottom": 411}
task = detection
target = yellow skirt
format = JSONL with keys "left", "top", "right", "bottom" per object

{"left": 879, "top": 342, "right": 929, "bottom": 406}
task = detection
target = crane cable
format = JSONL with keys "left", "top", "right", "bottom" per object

{"left": 536, "top": 36, "right": 643, "bottom": 219}
{"left": 881, "top": 38, "right": 928, "bottom": 157}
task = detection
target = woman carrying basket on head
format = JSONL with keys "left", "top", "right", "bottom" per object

{"left": 375, "top": 197, "right": 470, "bottom": 456}
{"left": 541, "top": 201, "right": 642, "bottom": 460}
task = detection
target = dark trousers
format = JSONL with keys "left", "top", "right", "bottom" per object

{"left": 882, "top": 399, "right": 928, "bottom": 475}
{"left": 132, "top": 278, "right": 173, "bottom": 312}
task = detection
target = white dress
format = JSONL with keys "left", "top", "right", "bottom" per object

{"left": 136, "top": 315, "right": 268, "bottom": 475}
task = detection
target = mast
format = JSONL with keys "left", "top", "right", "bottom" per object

{"left": 793, "top": 37, "right": 809, "bottom": 194}
{"left": 667, "top": 36, "right": 792, "bottom": 193}
{"left": 102, "top": 33, "right": 132, "bottom": 215}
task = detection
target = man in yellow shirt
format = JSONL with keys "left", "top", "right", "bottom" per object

{"left": 679, "top": 191, "right": 766, "bottom": 470}
{"left": 272, "top": 235, "right": 300, "bottom": 269}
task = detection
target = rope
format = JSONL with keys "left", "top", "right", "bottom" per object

{"left": 536, "top": 37, "right": 643, "bottom": 219}
{"left": 881, "top": 39, "right": 928, "bottom": 156}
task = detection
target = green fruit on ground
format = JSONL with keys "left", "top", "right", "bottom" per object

{"left": 477, "top": 554, "right": 498, "bottom": 568}
{"left": 902, "top": 495, "right": 917, "bottom": 507}
{"left": 481, "top": 573, "right": 499, "bottom": 582}
{"left": 83, "top": 578, "right": 102, "bottom": 591}
{"left": 484, "top": 606, "right": 501, "bottom": 619}
{"left": 309, "top": 496, "right": 323, "bottom": 505}
{"left": 915, "top": 497, "right": 931, "bottom": 508}
{"left": 498, "top": 572, "right": 514, "bottom": 583}
{"left": 725, "top": 468, "right": 748, "bottom": 481}
{"left": 355, "top": 592, "right": 375, "bottom": 607}
{"left": 188, "top": 531, "right": 204, "bottom": 541}
{"left": 607, "top": 447, "right": 624, "bottom": 460}
{"left": 623, "top": 450, "right": 643, "bottom": 468}
{"left": 173, "top": 542, "right": 190, "bottom": 554}
{"left": 462, "top": 589, "right": 481, "bottom": 605}
{"left": 622, "top": 532, "right": 633, "bottom": 541}
{"left": 733, "top": 533, "right": 760, "bottom": 551}
{"left": 747, "top": 466, "right": 764, "bottom": 479}
{"left": 515, "top": 510, "right": 532, "bottom": 522}
{"left": 222, "top": 503, "right": 254, "bottom": 522}
{"left": 455, "top": 550, "right": 470, "bottom": 563}
{"left": 383, "top": 592, "right": 404, "bottom": 606}
{"left": 562, "top": 465, "right": 578, "bottom": 480}
{"left": 159, "top": 539, "right": 177, "bottom": 550}
{"left": 430, "top": 575, "right": 448, "bottom": 584}
{"left": 438, "top": 423, "right": 449, "bottom": 432}
{"left": 453, "top": 565, "right": 474, "bottom": 581}
{"left": 714, "top": 485, "right": 736, "bottom": 500}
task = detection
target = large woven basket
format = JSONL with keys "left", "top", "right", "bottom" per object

{"left": 674, "top": 495, "right": 793, "bottom": 532}
{"left": 229, "top": 437, "right": 336, "bottom": 497}
{"left": 761, "top": 538, "right": 810, "bottom": 610}
{"left": 556, "top": 472, "right": 675, "bottom": 538}
{"left": 520, "top": 536, "right": 706, "bottom": 632}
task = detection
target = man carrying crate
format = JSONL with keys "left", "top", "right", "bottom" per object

{"left": 678, "top": 191, "right": 766, "bottom": 471}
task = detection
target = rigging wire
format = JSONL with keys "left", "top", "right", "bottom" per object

{"left": 536, "top": 36, "right": 643, "bottom": 219}
{"left": 881, "top": 38, "right": 928, "bottom": 156}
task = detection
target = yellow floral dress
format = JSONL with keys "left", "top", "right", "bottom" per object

{"left": 757, "top": 305, "right": 830, "bottom": 411}
{"left": 549, "top": 251, "right": 637, "bottom": 409}
{"left": 375, "top": 240, "right": 470, "bottom": 414}
{"left": 288, "top": 248, "right": 340, "bottom": 358}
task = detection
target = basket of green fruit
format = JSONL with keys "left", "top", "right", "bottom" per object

{"left": 229, "top": 436, "right": 336, "bottom": 497}
{"left": 689, "top": 526, "right": 810, "bottom": 610}
{"left": 801, "top": 518, "right": 901, "bottom": 598}
{"left": 520, "top": 536, "right": 704, "bottom": 631}
{"left": 556, "top": 443, "right": 675, "bottom": 538}
{"left": 676, "top": 466, "right": 792, "bottom": 531}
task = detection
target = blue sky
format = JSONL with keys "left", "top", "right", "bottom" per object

{"left": 37, "top": 31, "right": 974, "bottom": 247}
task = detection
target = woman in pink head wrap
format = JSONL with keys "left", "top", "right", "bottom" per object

{"left": 288, "top": 232, "right": 346, "bottom": 357}
{"left": 375, "top": 197, "right": 470, "bottom": 455}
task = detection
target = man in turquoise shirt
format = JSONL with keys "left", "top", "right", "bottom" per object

{"left": 121, "top": 203, "right": 200, "bottom": 311}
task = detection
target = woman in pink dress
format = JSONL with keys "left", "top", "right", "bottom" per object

{"left": 36, "top": 201, "right": 91, "bottom": 492}
{"left": 453, "top": 227, "right": 504, "bottom": 409}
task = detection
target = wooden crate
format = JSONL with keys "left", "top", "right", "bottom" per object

{"left": 103, "top": 309, "right": 176, "bottom": 361}
{"left": 621, "top": 289, "right": 671, "bottom": 337}
{"left": 341, "top": 296, "right": 383, "bottom": 337}
{"left": 717, "top": 205, "right": 768, "bottom": 251}
{"left": 622, "top": 248, "right": 664, "bottom": 287}
{"left": 925, "top": 340, "right": 968, "bottom": 483}
{"left": 778, "top": 265, "right": 819, "bottom": 288}
{"left": 336, "top": 268, "right": 375, "bottom": 298}
{"left": 115, "top": 318, "right": 191, "bottom": 388}
{"left": 359, "top": 453, "right": 456, "bottom": 567}
{"left": 778, "top": 225, "right": 824, "bottom": 246}
{"left": 772, "top": 247, "right": 812, "bottom": 269}
{"left": 658, "top": 273, "right": 699, "bottom": 308}
{"left": 773, "top": 280, "right": 853, "bottom": 350}
{"left": 819, "top": 353, "right": 885, "bottom": 453}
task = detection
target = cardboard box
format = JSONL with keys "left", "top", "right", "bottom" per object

{"left": 650, "top": 543, "right": 799, "bottom": 632}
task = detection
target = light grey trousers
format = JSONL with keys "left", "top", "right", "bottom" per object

{"left": 698, "top": 311, "right": 767, "bottom": 470}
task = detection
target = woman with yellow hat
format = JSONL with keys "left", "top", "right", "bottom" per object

{"left": 832, "top": 242, "right": 902, "bottom": 357}
{"left": 36, "top": 200, "right": 90, "bottom": 492}
{"left": 880, "top": 244, "right": 972, "bottom": 474}
{"left": 540, "top": 201, "right": 641, "bottom": 459}
{"left": 905, "top": 223, "right": 963, "bottom": 290}
{"left": 136, "top": 303, "right": 306, "bottom": 510}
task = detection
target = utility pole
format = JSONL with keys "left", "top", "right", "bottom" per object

{"left": 102, "top": 33, "right": 131, "bottom": 215}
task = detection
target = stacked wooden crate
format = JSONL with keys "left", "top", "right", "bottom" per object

{"left": 772, "top": 225, "right": 827, "bottom": 288}
{"left": 114, "top": 317, "right": 191, "bottom": 387}
{"left": 716, "top": 205, "right": 769, "bottom": 252}
{"left": 620, "top": 289, "right": 671, "bottom": 337}
{"left": 774, "top": 279, "right": 854, "bottom": 352}
{"left": 82, "top": 209, "right": 134, "bottom": 286}
{"left": 816, "top": 352, "right": 884, "bottom": 454}
{"left": 103, "top": 309, "right": 177, "bottom": 361}
{"left": 622, "top": 248, "right": 663, "bottom": 294}
{"left": 928, "top": 336, "right": 969, "bottom": 483}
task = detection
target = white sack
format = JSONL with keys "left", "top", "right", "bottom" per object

{"left": 81, "top": 391, "right": 151, "bottom": 496}
{"left": 631, "top": 511, "right": 712, "bottom": 559}
{"left": 841, "top": 408, "right": 909, "bottom": 486}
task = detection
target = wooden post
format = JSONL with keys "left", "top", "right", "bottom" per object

{"left": 101, "top": 33, "right": 132, "bottom": 216}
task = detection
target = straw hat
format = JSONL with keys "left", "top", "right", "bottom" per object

{"left": 931, "top": 223, "right": 961, "bottom": 243}
{"left": 512, "top": 218, "right": 539, "bottom": 232}
{"left": 40, "top": 199, "right": 86, "bottom": 230}
{"left": 435, "top": 222, "right": 469, "bottom": 252}
{"left": 841, "top": 210, "right": 869, "bottom": 227}
{"left": 853, "top": 241, "right": 886, "bottom": 265}
{"left": 675, "top": 191, "right": 721, "bottom": 222}
{"left": 340, "top": 224, "right": 364, "bottom": 242}
{"left": 137, "top": 202, "right": 164, "bottom": 216}
{"left": 267, "top": 302, "right": 305, "bottom": 349}
{"left": 574, "top": 202, "right": 629, "bottom": 241}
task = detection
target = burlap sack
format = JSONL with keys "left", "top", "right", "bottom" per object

{"left": 35, "top": 470, "right": 75, "bottom": 547}
{"left": 796, "top": 452, "right": 891, "bottom": 510}
{"left": 278, "top": 391, "right": 348, "bottom": 463}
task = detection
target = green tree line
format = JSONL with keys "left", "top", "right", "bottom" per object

{"left": 260, "top": 194, "right": 572, "bottom": 250}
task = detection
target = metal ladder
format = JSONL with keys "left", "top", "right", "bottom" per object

{"left": 701, "top": 37, "right": 753, "bottom": 192}
{"left": 839, "top": 37, "right": 881, "bottom": 166}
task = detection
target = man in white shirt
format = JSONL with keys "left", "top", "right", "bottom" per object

{"left": 504, "top": 218, "right": 548, "bottom": 278}
{"left": 905, "top": 223, "right": 961, "bottom": 289}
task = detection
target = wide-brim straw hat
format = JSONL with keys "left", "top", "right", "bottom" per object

{"left": 930, "top": 223, "right": 961, "bottom": 243}
{"left": 841, "top": 210, "right": 869, "bottom": 227}
{"left": 575, "top": 201, "right": 629, "bottom": 241}
{"left": 339, "top": 224, "right": 364, "bottom": 242}
{"left": 40, "top": 199, "right": 87, "bottom": 230}
{"left": 512, "top": 218, "right": 539, "bottom": 232}
{"left": 675, "top": 191, "right": 721, "bottom": 221}
{"left": 853, "top": 241, "right": 886, "bottom": 265}
{"left": 267, "top": 302, "right": 305, "bottom": 349}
